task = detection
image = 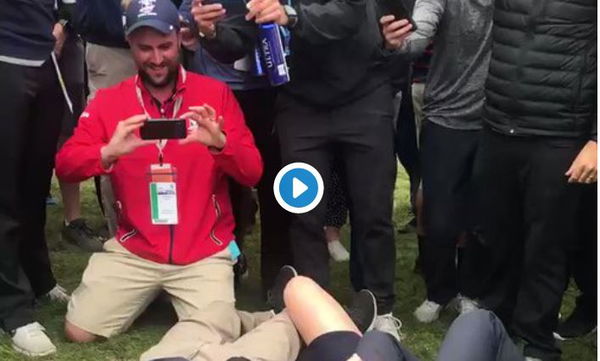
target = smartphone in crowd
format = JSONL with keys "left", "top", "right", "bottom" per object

{"left": 140, "top": 119, "right": 187, "bottom": 140}
{"left": 377, "top": 0, "right": 418, "bottom": 31}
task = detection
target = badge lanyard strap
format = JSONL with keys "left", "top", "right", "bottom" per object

{"left": 135, "top": 81, "right": 183, "bottom": 166}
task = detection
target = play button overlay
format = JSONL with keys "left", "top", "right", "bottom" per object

{"left": 274, "top": 162, "right": 324, "bottom": 214}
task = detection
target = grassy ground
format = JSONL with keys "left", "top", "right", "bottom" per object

{"left": 0, "top": 170, "right": 596, "bottom": 361}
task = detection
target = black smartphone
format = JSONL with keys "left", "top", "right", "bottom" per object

{"left": 140, "top": 119, "right": 187, "bottom": 140}
{"left": 377, "top": 0, "right": 418, "bottom": 31}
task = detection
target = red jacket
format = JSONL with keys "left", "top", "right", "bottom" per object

{"left": 56, "top": 68, "right": 263, "bottom": 265}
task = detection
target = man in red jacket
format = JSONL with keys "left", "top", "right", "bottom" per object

{"left": 55, "top": 0, "right": 262, "bottom": 343}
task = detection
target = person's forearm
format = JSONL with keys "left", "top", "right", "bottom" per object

{"left": 397, "top": 0, "right": 445, "bottom": 59}
{"left": 200, "top": 21, "right": 254, "bottom": 64}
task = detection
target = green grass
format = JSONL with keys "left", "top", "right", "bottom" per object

{"left": 0, "top": 170, "right": 596, "bottom": 360}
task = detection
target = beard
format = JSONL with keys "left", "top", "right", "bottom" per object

{"left": 139, "top": 62, "right": 179, "bottom": 89}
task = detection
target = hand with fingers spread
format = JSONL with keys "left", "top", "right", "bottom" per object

{"left": 191, "top": 0, "right": 226, "bottom": 39}
{"left": 565, "top": 140, "right": 597, "bottom": 184}
{"left": 180, "top": 104, "right": 227, "bottom": 150}
{"left": 100, "top": 115, "right": 155, "bottom": 168}
{"left": 380, "top": 16, "right": 413, "bottom": 50}
{"left": 245, "top": 0, "right": 289, "bottom": 25}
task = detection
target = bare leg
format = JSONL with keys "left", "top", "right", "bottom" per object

{"left": 283, "top": 276, "right": 360, "bottom": 345}
{"left": 59, "top": 181, "right": 81, "bottom": 223}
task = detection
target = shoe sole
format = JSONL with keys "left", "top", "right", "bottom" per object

{"left": 12, "top": 344, "right": 56, "bottom": 357}
{"left": 554, "top": 327, "right": 597, "bottom": 341}
{"left": 364, "top": 291, "right": 378, "bottom": 332}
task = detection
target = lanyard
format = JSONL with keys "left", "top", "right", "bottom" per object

{"left": 135, "top": 80, "right": 183, "bottom": 165}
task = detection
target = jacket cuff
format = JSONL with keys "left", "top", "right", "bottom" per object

{"left": 97, "top": 145, "right": 115, "bottom": 174}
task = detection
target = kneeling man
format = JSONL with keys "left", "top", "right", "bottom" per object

{"left": 55, "top": 0, "right": 262, "bottom": 343}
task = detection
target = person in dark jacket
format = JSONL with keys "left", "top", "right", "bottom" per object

{"left": 473, "top": 1, "right": 597, "bottom": 360}
{"left": 237, "top": 0, "right": 405, "bottom": 340}
{"left": 0, "top": 0, "right": 76, "bottom": 356}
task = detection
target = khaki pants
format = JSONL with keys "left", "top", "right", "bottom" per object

{"left": 86, "top": 43, "right": 137, "bottom": 237}
{"left": 86, "top": 43, "right": 136, "bottom": 100}
{"left": 141, "top": 302, "right": 301, "bottom": 361}
{"left": 66, "top": 239, "right": 235, "bottom": 338}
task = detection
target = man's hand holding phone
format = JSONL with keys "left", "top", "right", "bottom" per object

{"left": 380, "top": 16, "right": 413, "bottom": 50}
{"left": 191, "top": 0, "right": 226, "bottom": 39}
{"left": 180, "top": 105, "right": 227, "bottom": 151}
{"left": 100, "top": 115, "right": 155, "bottom": 169}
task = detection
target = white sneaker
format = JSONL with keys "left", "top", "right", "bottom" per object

{"left": 44, "top": 284, "right": 70, "bottom": 303}
{"left": 11, "top": 322, "right": 56, "bottom": 357}
{"left": 525, "top": 358, "right": 543, "bottom": 361}
{"left": 327, "top": 239, "right": 350, "bottom": 262}
{"left": 373, "top": 313, "right": 403, "bottom": 341}
{"left": 414, "top": 299, "right": 443, "bottom": 323}
{"left": 456, "top": 294, "right": 478, "bottom": 315}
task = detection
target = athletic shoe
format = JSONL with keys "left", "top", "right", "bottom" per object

{"left": 525, "top": 358, "right": 542, "bottom": 361}
{"left": 414, "top": 299, "right": 443, "bottom": 323}
{"left": 11, "top": 322, "right": 56, "bottom": 357}
{"left": 267, "top": 265, "right": 298, "bottom": 313}
{"left": 554, "top": 303, "right": 597, "bottom": 340}
{"left": 327, "top": 239, "right": 350, "bottom": 262}
{"left": 456, "top": 294, "right": 479, "bottom": 315}
{"left": 43, "top": 284, "right": 70, "bottom": 303}
{"left": 346, "top": 290, "right": 377, "bottom": 333}
{"left": 62, "top": 218, "right": 104, "bottom": 252}
{"left": 373, "top": 313, "right": 403, "bottom": 341}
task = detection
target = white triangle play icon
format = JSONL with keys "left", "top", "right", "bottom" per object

{"left": 292, "top": 177, "right": 308, "bottom": 199}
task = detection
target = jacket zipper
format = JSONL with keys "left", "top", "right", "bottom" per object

{"left": 210, "top": 194, "right": 224, "bottom": 246}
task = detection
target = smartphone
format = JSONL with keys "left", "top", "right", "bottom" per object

{"left": 377, "top": 0, "right": 418, "bottom": 31}
{"left": 140, "top": 119, "right": 187, "bottom": 140}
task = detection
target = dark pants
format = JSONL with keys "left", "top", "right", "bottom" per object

{"left": 58, "top": 34, "right": 86, "bottom": 139}
{"left": 568, "top": 184, "right": 597, "bottom": 322}
{"left": 276, "top": 85, "right": 397, "bottom": 313}
{"left": 394, "top": 82, "right": 420, "bottom": 211}
{"left": 233, "top": 88, "right": 292, "bottom": 296}
{"left": 0, "top": 59, "right": 63, "bottom": 331}
{"left": 476, "top": 128, "right": 585, "bottom": 361}
{"left": 325, "top": 161, "right": 348, "bottom": 229}
{"left": 420, "top": 121, "right": 483, "bottom": 304}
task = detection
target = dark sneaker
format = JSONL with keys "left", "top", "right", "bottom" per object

{"left": 97, "top": 223, "right": 111, "bottom": 240}
{"left": 267, "top": 265, "right": 298, "bottom": 313}
{"left": 233, "top": 252, "right": 249, "bottom": 288}
{"left": 62, "top": 219, "right": 104, "bottom": 252}
{"left": 347, "top": 289, "right": 377, "bottom": 333}
{"left": 554, "top": 304, "right": 597, "bottom": 340}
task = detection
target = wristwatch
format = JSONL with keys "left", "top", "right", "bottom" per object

{"left": 283, "top": 5, "right": 298, "bottom": 29}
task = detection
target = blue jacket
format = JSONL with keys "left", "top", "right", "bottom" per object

{"left": 74, "top": 0, "right": 128, "bottom": 48}
{"left": 0, "top": 0, "right": 56, "bottom": 61}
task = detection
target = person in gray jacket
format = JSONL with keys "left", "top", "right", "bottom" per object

{"left": 381, "top": 0, "right": 493, "bottom": 323}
